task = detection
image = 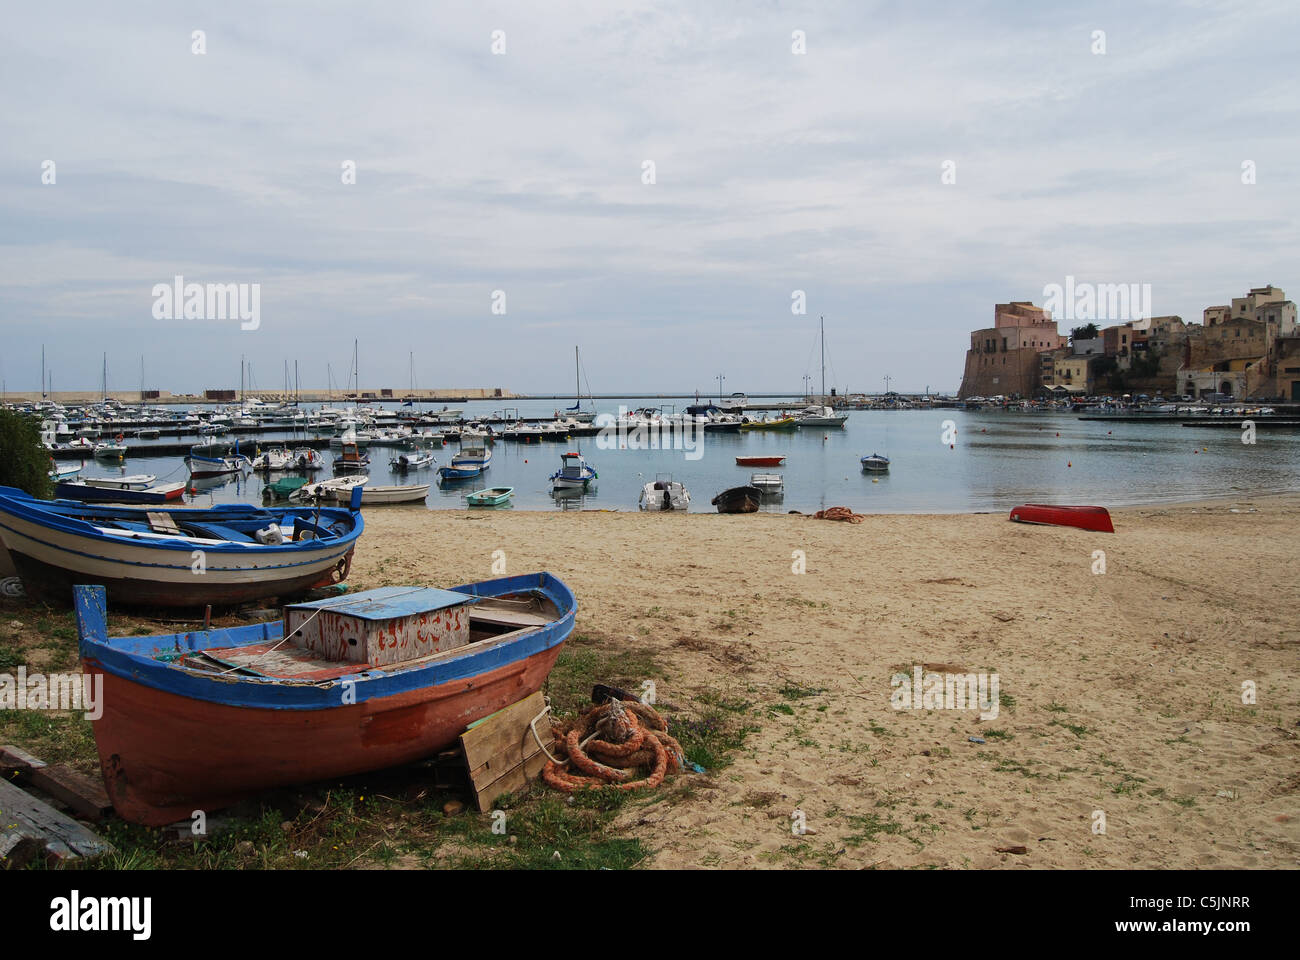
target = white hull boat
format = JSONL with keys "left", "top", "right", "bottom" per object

{"left": 291, "top": 474, "right": 370, "bottom": 502}
{"left": 334, "top": 484, "right": 430, "bottom": 505}
{"left": 639, "top": 477, "right": 690, "bottom": 511}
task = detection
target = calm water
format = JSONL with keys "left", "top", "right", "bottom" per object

{"left": 73, "top": 398, "right": 1300, "bottom": 513}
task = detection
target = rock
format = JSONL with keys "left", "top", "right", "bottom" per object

{"left": 236, "top": 840, "right": 254, "bottom": 855}
{"left": 995, "top": 845, "right": 1028, "bottom": 855}
{"left": 442, "top": 799, "right": 465, "bottom": 816}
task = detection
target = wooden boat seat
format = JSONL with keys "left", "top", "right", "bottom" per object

{"left": 146, "top": 512, "right": 181, "bottom": 536}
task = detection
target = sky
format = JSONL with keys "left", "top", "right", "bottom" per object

{"left": 1, "top": 1, "right": 1297, "bottom": 397}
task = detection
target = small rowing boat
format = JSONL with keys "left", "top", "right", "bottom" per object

{"left": 735, "top": 455, "right": 786, "bottom": 467}
{"left": 291, "top": 475, "right": 369, "bottom": 502}
{"left": 860, "top": 453, "right": 890, "bottom": 472}
{"left": 711, "top": 485, "right": 762, "bottom": 514}
{"left": 466, "top": 487, "right": 514, "bottom": 506}
{"left": 336, "top": 484, "right": 429, "bottom": 506}
{"left": 54, "top": 481, "right": 188, "bottom": 505}
{"left": 1009, "top": 504, "right": 1114, "bottom": 533}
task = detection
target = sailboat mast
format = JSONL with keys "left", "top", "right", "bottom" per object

{"left": 820, "top": 316, "right": 826, "bottom": 400}
{"left": 41, "top": 344, "right": 45, "bottom": 399}
{"left": 575, "top": 346, "right": 580, "bottom": 402}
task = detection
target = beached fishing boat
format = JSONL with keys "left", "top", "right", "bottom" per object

{"left": 861, "top": 453, "right": 891, "bottom": 472}
{"left": 1009, "top": 504, "right": 1114, "bottom": 533}
{"left": 74, "top": 572, "right": 576, "bottom": 825}
{"left": 391, "top": 450, "right": 436, "bottom": 471}
{"left": 291, "top": 474, "right": 369, "bottom": 502}
{"left": 186, "top": 449, "right": 252, "bottom": 479}
{"left": 466, "top": 487, "right": 514, "bottom": 506}
{"left": 550, "top": 451, "right": 597, "bottom": 491}
{"left": 54, "top": 481, "right": 189, "bottom": 505}
{"left": 334, "top": 484, "right": 429, "bottom": 506}
{"left": 711, "top": 485, "right": 762, "bottom": 514}
{"left": 639, "top": 476, "right": 690, "bottom": 511}
{"left": 0, "top": 486, "right": 363, "bottom": 608}
{"left": 735, "top": 455, "right": 786, "bottom": 467}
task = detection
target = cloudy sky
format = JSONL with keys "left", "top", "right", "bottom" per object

{"left": 1, "top": 1, "right": 1296, "bottom": 397}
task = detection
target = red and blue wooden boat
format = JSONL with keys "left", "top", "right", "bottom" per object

{"left": 74, "top": 573, "right": 576, "bottom": 826}
{"left": 1009, "top": 504, "right": 1114, "bottom": 533}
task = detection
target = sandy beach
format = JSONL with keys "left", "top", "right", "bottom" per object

{"left": 345, "top": 496, "right": 1300, "bottom": 869}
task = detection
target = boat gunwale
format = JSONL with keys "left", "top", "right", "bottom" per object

{"left": 75, "top": 572, "right": 576, "bottom": 709}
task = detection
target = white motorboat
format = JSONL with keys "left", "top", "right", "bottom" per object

{"left": 391, "top": 451, "right": 436, "bottom": 471}
{"left": 290, "top": 474, "right": 370, "bottom": 502}
{"left": 550, "top": 451, "right": 596, "bottom": 490}
{"left": 251, "top": 448, "right": 295, "bottom": 471}
{"left": 749, "top": 473, "right": 784, "bottom": 495}
{"left": 639, "top": 476, "right": 690, "bottom": 511}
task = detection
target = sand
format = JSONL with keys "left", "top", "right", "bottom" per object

{"left": 351, "top": 496, "right": 1300, "bottom": 869}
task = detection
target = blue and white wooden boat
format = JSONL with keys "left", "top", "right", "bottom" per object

{"left": 74, "top": 573, "right": 576, "bottom": 825}
{"left": 550, "top": 451, "right": 597, "bottom": 490}
{"left": 186, "top": 447, "right": 252, "bottom": 479}
{"left": 0, "top": 485, "right": 364, "bottom": 608}
{"left": 860, "top": 453, "right": 890, "bottom": 472}
{"left": 438, "top": 444, "right": 491, "bottom": 481}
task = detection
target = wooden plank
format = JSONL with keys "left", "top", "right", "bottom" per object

{"left": 0, "top": 778, "right": 114, "bottom": 863}
{"left": 0, "top": 745, "right": 46, "bottom": 777}
{"left": 459, "top": 691, "right": 553, "bottom": 812}
{"left": 468, "top": 723, "right": 546, "bottom": 784}
{"left": 146, "top": 511, "right": 181, "bottom": 535}
{"left": 460, "top": 691, "right": 548, "bottom": 764}
{"left": 0, "top": 825, "right": 44, "bottom": 869}
{"left": 475, "top": 749, "right": 550, "bottom": 812}
{"left": 19, "top": 764, "right": 113, "bottom": 822}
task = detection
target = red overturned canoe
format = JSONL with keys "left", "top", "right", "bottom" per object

{"left": 1009, "top": 504, "right": 1114, "bottom": 533}
{"left": 735, "top": 456, "right": 786, "bottom": 467}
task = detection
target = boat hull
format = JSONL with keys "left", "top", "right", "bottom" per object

{"left": 1009, "top": 504, "right": 1115, "bottom": 533}
{"left": 82, "top": 644, "right": 561, "bottom": 826}
{"left": 735, "top": 456, "right": 785, "bottom": 467}
{"left": 712, "top": 485, "right": 762, "bottom": 513}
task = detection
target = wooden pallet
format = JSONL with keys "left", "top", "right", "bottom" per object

{"left": 459, "top": 691, "right": 553, "bottom": 812}
{"left": 0, "top": 745, "right": 114, "bottom": 868}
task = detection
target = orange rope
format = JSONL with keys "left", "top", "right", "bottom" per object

{"left": 812, "top": 506, "right": 865, "bottom": 523}
{"left": 542, "top": 698, "right": 683, "bottom": 793}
